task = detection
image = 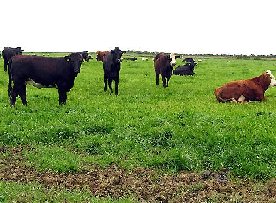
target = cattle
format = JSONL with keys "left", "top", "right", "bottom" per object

{"left": 173, "top": 58, "right": 197, "bottom": 76}
{"left": 8, "top": 53, "right": 83, "bottom": 106}
{"left": 77, "top": 51, "right": 91, "bottom": 62}
{"left": 2, "top": 47, "right": 23, "bottom": 72}
{"left": 183, "top": 57, "right": 197, "bottom": 66}
{"left": 170, "top": 53, "right": 177, "bottom": 66}
{"left": 154, "top": 52, "right": 173, "bottom": 88}
{"left": 141, "top": 57, "right": 148, "bottom": 61}
{"left": 214, "top": 70, "right": 276, "bottom": 103}
{"left": 96, "top": 51, "right": 110, "bottom": 62}
{"left": 124, "top": 57, "right": 137, "bottom": 61}
{"left": 103, "top": 47, "right": 124, "bottom": 95}
{"left": 173, "top": 63, "right": 196, "bottom": 76}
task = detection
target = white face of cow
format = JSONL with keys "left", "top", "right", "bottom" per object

{"left": 170, "top": 53, "right": 176, "bottom": 66}
{"left": 266, "top": 70, "right": 276, "bottom": 87}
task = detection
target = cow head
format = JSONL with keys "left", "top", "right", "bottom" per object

{"left": 266, "top": 70, "right": 276, "bottom": 87}
{"left": 111, "top": 47, "right": 124, "bottom": 64}
{"left": 170, "top": 53, "right": 177, "bottom": 66}
{"left": 81, "top": 51, "right": 90, "bottom": 62}
{"left": 65, "top": 53, "right": 83, "bottom": 74}
{"left": 16, "top": 47, "right": 23, "bottom": 55}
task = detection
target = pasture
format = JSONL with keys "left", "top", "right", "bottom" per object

{"left": 1, "top": 54, "right": 276, "bottom": 202}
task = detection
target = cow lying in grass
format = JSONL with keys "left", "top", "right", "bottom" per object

{"left": 214, "top": 70, "right": 276, "bottom": 102}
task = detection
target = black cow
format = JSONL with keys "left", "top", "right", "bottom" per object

{"left": 103, "top": 47, "right": 124, "bottom": 95}
{"left": 154, "top": 53, "right": 173, "bottom": 87}
{"left": 78, "top": 51, "right": 91, "bottom": 62}
{"left": 183, "top": 57, "right": 197, "bottom": 66}
{"left": 124, "top": 57, "right": 137, "bottom": 61}
{"left": 8, "top": 53, "right": 83, "bottom": 106}
{"left": 2, "top": 47, "right": 23, "bottom": 72}
{"left": 174, "top": 58, "right": 197, "bottom": 76}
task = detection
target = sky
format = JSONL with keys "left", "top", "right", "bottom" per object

{"left": 1, "top": 0, "right": 276, "bottom": 55}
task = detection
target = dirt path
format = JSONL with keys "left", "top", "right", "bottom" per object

{"left": 1, "top": 147, "right": 276, "bottom": 202}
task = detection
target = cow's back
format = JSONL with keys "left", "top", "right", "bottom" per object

{"left": 10, "top": 55, "right": 70, "bottom": 85}
{"left": 154, "top": 53, "right": 168, "bottom": 74}
{"left": 215, "top": 80, "right": 264, "bottom": 102}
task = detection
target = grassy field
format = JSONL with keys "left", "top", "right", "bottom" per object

{"left": 1, "top": 53, "right": 276, "bottom": 201}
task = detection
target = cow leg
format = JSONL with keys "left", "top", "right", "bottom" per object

{"left": 108, "top": 78, "right": 113, "bottom": 93}
{"left": 10, "top": 83, "right": 20, "bottom": 106}
{"left": 156, "top": 74, "right": 159, "bottom": 85}
{"left": 18, "top": 84, "right": 27, "bottom": 106}
{"left": 162, "top": 76, "right": 167, "bottom": 88}
{"left": 166, "top": 77, "right": 170, "bottom": 87}
{"left": 104, "top": 74, "right": 108, "bottom": 92}
{"left": 114, "top": 78, "right": 119, "bottom": 95}
{"left": 3, "top": 59, "right": 8, "bottom": 72}
{"left": 58, "top": 88, "right": 67, "bottom": 105}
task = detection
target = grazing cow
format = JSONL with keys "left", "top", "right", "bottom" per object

{"left": 8, "top": 53, "right": 83, "bottom": 106}
{"left": 96, "top": 51, "right": 110, "bottom": 62}
{"left": 214, "top": 70, "right": 276, "bottom": 103}
{"left": 103, "top": 47, "right": 124, "bottom": 95}
{"left": 2, "top": 47, "right": 23, "bottom": 72}
{"left": 154, "top": 53, "right": 173, "bottom": 87}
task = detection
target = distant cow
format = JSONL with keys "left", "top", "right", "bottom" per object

{"left": 96, "top": 51, "right": 109, "bottom": 62}
{"left": 103, "top": 47, "right": 125, "bottom": 95}
{"left": 8, "top": 53, "right": 83, "bottom": 106}
{"left": 124, "top": 57, "right": 137, "bottom": 61}
{"left": 154, "top": 53, "right": 173, "bottom": 87}
{"left": 141, "top": 57, "right": 148, "bottom": 61}
{"left": 2, "top": 47, "right": 23, "bottom": 72}
{"left": 214, "top": 70, "right": 276, "bottom": 103}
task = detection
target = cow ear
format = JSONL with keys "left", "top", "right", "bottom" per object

{"left": 64, "top": 56, "right": 70, "bottom": 62}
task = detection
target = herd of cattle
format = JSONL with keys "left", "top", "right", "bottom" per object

{"left": 1, "top": 46, "right": 276, "bottom": 106}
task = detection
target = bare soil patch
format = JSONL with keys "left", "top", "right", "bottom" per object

{"left": 1, "top": 146, "right": 276, "bottom": 202}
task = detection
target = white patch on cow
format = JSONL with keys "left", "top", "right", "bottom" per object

{"left": 238, "top": 95, "right": 246, "bottom": 102}
{"left": 266, "top": 70, "right": 276, "bottom": 87}
{"left": 170, "top": 53, "right": 176, "bottom": 66}
{"left": 26, "top": 80, "right": 55, "bottom": 89}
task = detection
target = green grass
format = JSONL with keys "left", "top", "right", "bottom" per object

{"left": 1, "top": 55, "right": 276, "bottom": 185}
{"left": 0, "top": 181, "right": 136, "bottom": 202}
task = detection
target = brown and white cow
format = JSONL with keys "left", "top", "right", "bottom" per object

{"left": 214, "top": 70, "right": 276, "bottom": 102}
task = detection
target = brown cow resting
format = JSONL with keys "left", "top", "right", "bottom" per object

{"left": 214, "top": 70, "right": 276, "bottom": 103}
